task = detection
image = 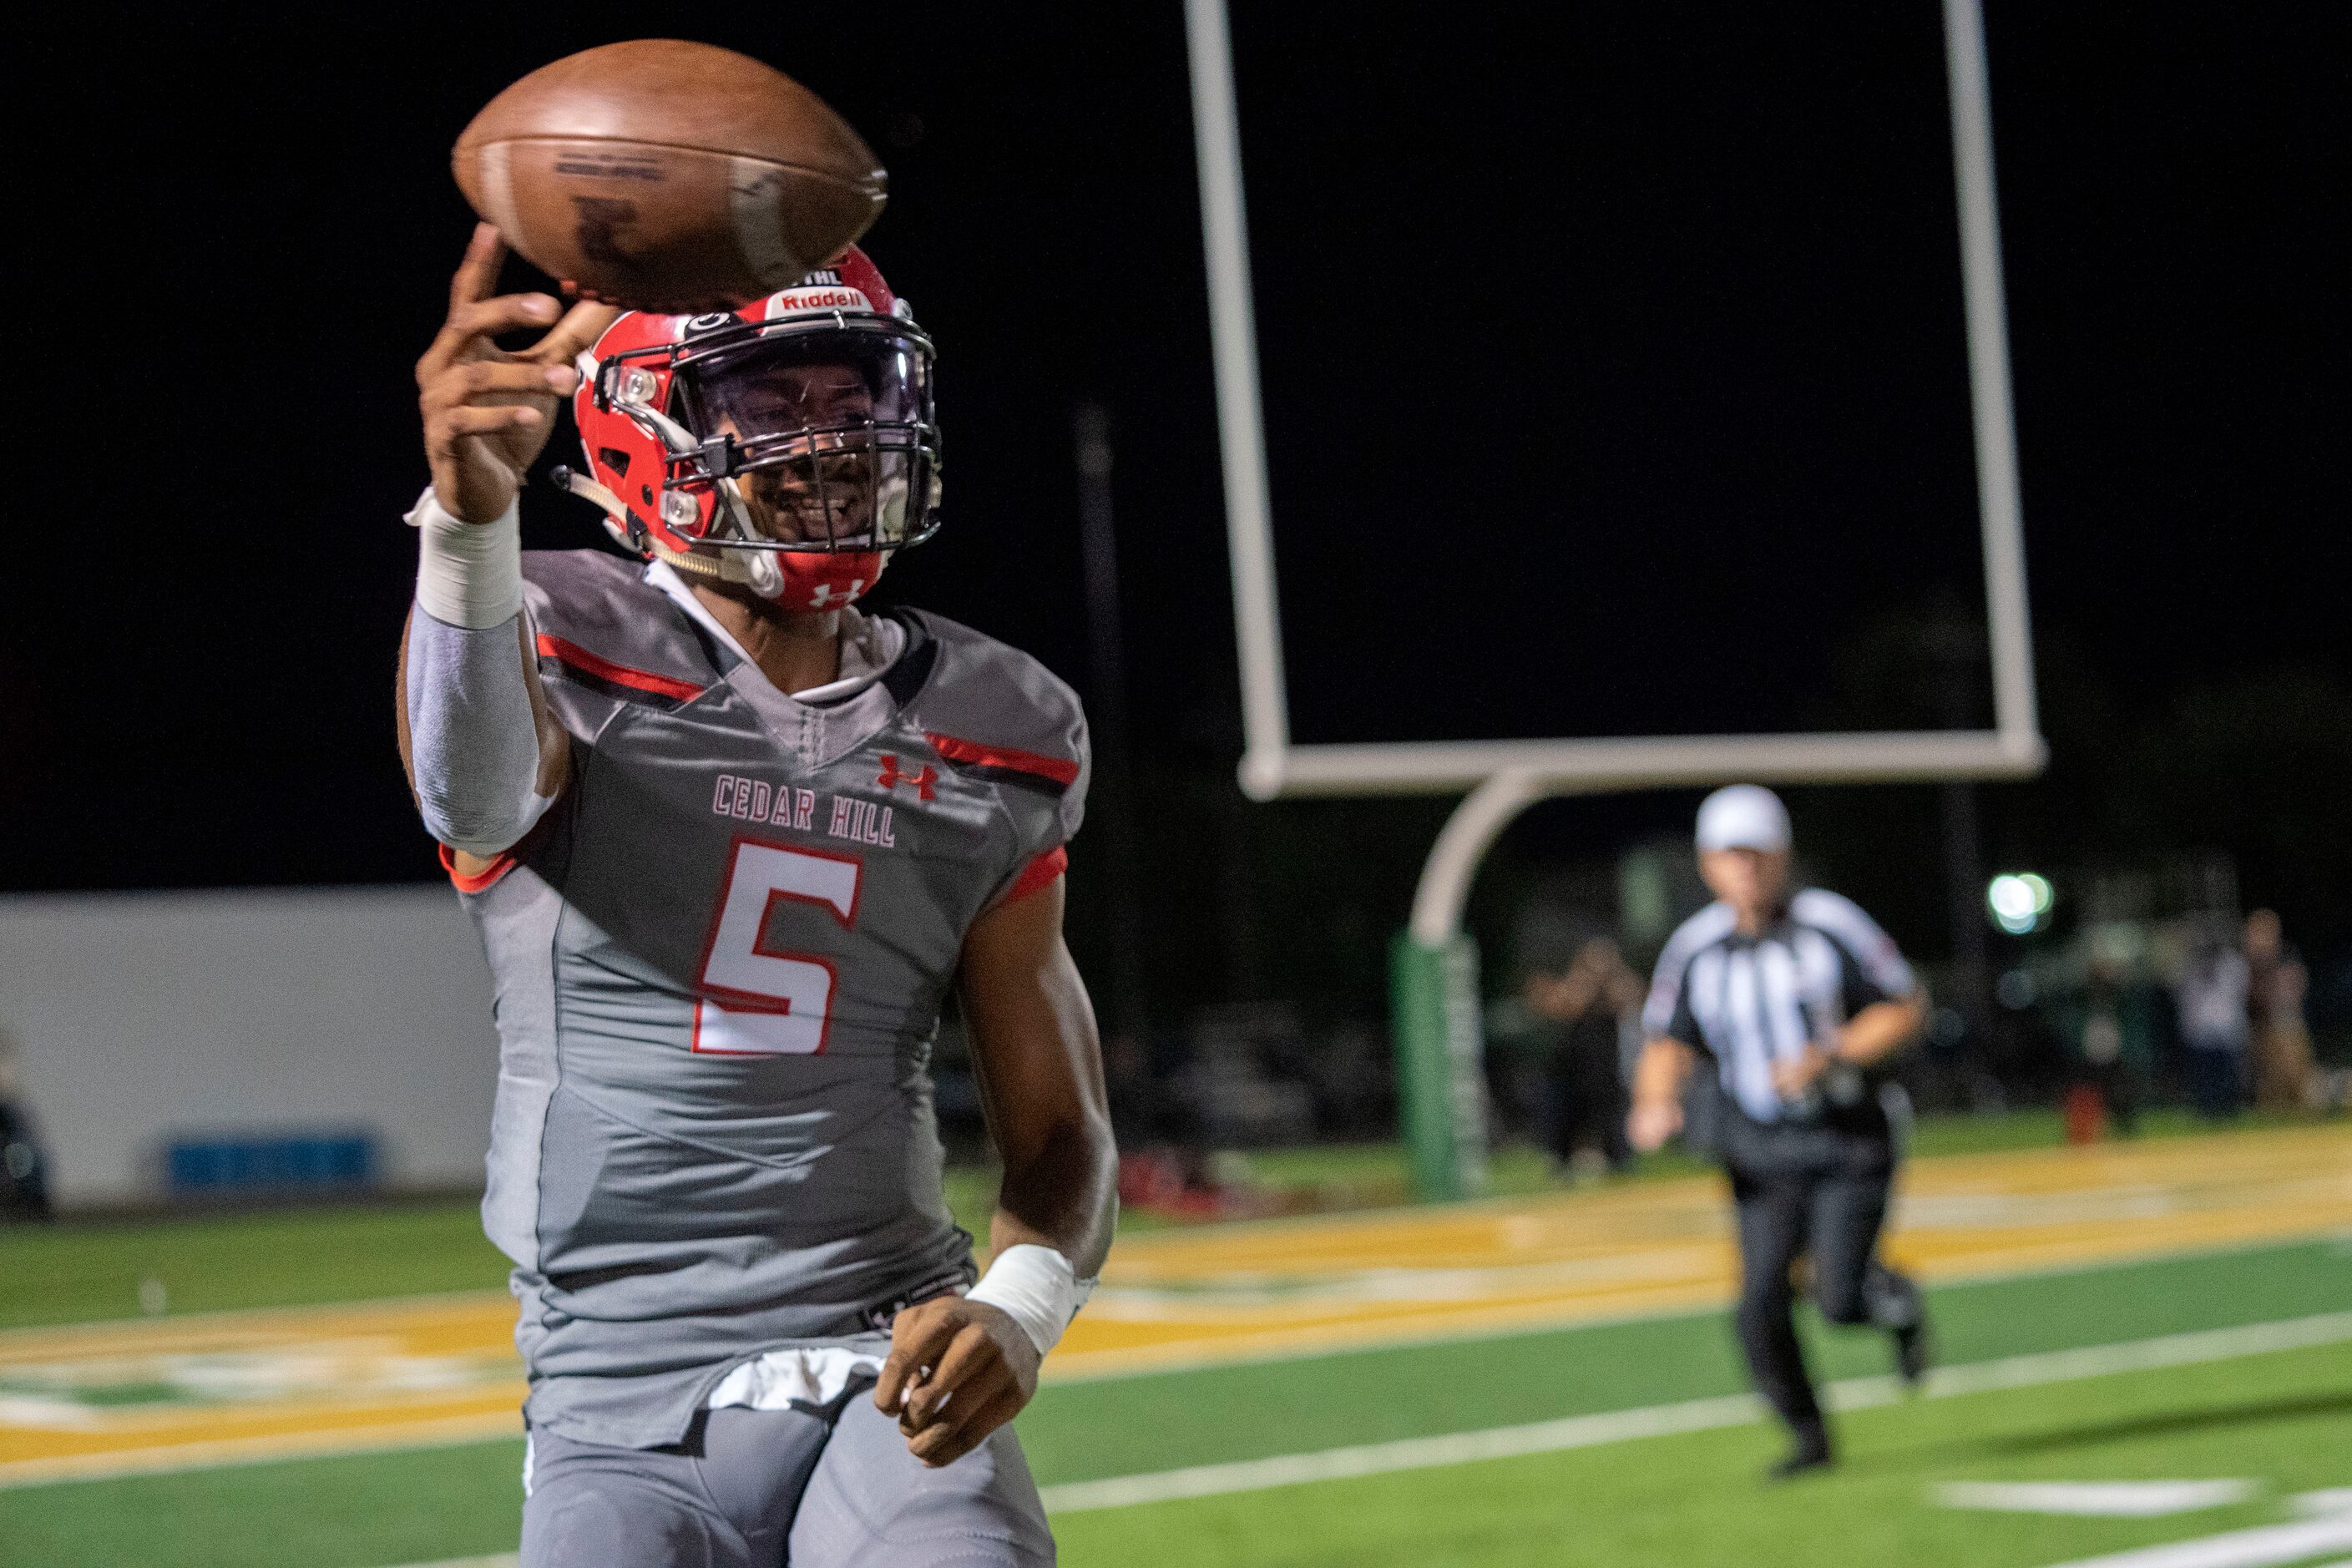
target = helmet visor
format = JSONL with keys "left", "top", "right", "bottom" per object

{"left": 670, "top": 328, "right": 938, "bottom": 552}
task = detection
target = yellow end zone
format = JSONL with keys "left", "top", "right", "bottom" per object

{"left": 4, "top": 1122, "right": 2347, "bottom": 1486}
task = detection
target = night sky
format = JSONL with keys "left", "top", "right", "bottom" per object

{"left": 2, "top": 5, "right": 2343, "bottom": 983}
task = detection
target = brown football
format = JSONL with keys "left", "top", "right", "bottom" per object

{"left": 453, "top": 39, "right": 886, "bottom": 314}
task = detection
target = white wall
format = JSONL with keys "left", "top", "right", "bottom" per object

{"left": 0, "top": 885, "right": 498, "bottom": 1208}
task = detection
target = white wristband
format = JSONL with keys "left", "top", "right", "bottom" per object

{"left": 967, "top": 1244, "right": 1094, "bottom": 1358}
{"left": 407, "top": 486, "right": 523, "bottom": 630}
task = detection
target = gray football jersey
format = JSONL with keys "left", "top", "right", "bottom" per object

{"left": 447, "top": 550, "right": 1087, "bottom": 1449}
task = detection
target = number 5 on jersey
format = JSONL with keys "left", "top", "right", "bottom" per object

{"left": 695, "top": 841, "right": 863, "bottom": 1055}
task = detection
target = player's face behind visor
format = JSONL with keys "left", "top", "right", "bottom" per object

{"left": 670, "top": 332, "right": 934, "bottom": 554}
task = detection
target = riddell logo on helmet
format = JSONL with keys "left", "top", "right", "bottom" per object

{"left": 769, "top": 286, "right": 872, "bottom": 316}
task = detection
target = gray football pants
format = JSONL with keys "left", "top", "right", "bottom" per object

{"left": 521, "top": 1397, "right": 1055, "bottom": 1567}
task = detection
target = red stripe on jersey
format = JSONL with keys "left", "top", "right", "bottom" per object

{"left": 535, "top": 634, "right": 706, "bottom": 702}
{"left": 1002, "top": 845, "right": 1068, "bottom": 905}
{"left": 439, "top": 842, "right": 518, "bottom": 893}
{"left": 923, "top": 732, "right": 1080, "bottom": 786}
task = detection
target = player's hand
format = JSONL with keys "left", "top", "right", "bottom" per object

{"left": 416, "top": 223, "right": 617, "bottom": 524}
{"left": 1626, "top": 1098, "right": 1682, "bottom": 1153}
{"left": 1770, "top": 1043, "right": 1834, "bottom": 1099}
{"left": 874, "top": 1294, "right": 1042, "bottom": 1469}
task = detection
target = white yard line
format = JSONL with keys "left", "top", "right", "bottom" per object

{"left": 2036, "top": 1512, "right": 2352, "bottom": 1568}
{"left": 1034, "top": 1312, "right": 2352, "bottom": 1514}
{"left": 1935, "top": 1480, "right": 2261, "bottom": 1518}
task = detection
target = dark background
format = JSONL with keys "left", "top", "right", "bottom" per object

{"left": 1252, "top": 3, "right": 1985, "bottom": 746}
{"left": 3, "top": 3, "right": 2344, "bottom": 1029}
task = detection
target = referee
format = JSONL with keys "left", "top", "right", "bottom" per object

{"left": 1627, "top": 785, "right": 1930, "bottom": 1479}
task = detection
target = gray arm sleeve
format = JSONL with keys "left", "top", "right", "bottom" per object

{"left": 404, "top": 607, "right": 556, "bottom": 858}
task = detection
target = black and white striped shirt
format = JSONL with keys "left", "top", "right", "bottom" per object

{"left": 1642, "top": 889, "right": 1917, "bottom": 1124}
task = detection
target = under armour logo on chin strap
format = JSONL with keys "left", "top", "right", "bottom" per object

{"left": 876, "top": 754, "right": 937, "bottom": 802}
{"left": 807, "top": 579, "right": 865, "bottom": 609}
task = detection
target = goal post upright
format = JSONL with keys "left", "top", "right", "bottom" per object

{"left": 1183, "top": 0, "right": 1291, "bottom": 802}
{"left": 1186, "top": 0, "right": 2042, "bottom": 1201}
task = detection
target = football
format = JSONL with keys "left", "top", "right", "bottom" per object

{"left": 453, "top": 39, "right": 887, "bottom": 314}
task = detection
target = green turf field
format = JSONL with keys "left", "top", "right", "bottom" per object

{"left": 3, "top": 1215, "right": 2347, "bottom": 1568}
{"left": 1057, "top": 1338, "right": 2352, "bottom": 1568}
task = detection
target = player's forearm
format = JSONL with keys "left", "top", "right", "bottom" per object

{"left": 1834, "top": 994, "right": 1926, "bottom": 1067}
{"left": 402, "top": 608, "right": 558, "bottom": 857}
{"left": 396, "top": 486, "right": 567, "bottom": 857}
{"left": 1631, "top": 1037, "right": 1694, "bottom": 1109}
{"left": 960, "top": 884, "right": 1119, "bottom": 1279}
{"left": 992, "top": 1112, "right": 1117, "bottom": 1280}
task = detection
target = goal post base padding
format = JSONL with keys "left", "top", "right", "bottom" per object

{"left": 1389, "top": 932, "right": 1490, "bottom": 1202}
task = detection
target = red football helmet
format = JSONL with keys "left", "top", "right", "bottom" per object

{"left": 556, "top": 246, "right": 941, "bottom": 611}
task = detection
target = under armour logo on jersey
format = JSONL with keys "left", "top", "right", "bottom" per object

{"left": 876, "top": 754, "right": 937, "bottom": 802}
{"left": 807, "top": 579, "right": 865, "bottom": 609}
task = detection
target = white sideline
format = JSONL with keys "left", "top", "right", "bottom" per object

{"left": 2038, "top": 1503, "right": 2352, "bottom": 1568}
{"left": 1034, "top": 1311, "right": 2352, "bottom": 1514}
{"left": 365, "top": 1310, "right": 2352, "bottom": 1566}
{"left": 1934, "top": 1479, "right": 2260, "bottom": 1517}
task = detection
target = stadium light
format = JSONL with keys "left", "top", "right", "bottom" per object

{"left": 1987, "top": 872, "right": 2054, "bottom": 934}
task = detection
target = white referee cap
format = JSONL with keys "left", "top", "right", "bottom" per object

{"left": 1695, "top": 785, "right": 1791, "bottom": 853}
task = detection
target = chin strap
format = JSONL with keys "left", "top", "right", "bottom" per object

{"left": 551, "top": 465, "right": 778, "bottom": 593}
{"left": 648, "top": 532, "right": 779, "bottom": 594}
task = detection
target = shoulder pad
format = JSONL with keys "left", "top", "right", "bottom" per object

{"left": 521, "top": 551, "right": 716, "bottom": 708}
{"left": 899, "top": 610, "right": 1087, "bottom": 796}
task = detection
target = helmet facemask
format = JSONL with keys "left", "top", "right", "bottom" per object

{"left": 564, "top": 249, "right": 943, "bottom": 614}
{"left": 648, "top": 320, "right": 937, "bottom": 566}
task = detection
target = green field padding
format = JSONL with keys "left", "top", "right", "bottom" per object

{"left": 1389, "top": 932, "right": 1488, "bottom": 1201}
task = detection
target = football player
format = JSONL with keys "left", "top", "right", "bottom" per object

{"left": 397, "top": 224, "right": 1115, "bottom": 1566}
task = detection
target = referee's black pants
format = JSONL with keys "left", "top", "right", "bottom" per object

{"left": 1719, "top": 1110, "right": 1921, "bottom": 1442}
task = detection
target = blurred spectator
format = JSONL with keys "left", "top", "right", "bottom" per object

{"left": 2047, "top": 940, "right": 2158, "bottom": 1136}
{"left": 2174, "top": 925, "right": 2251, "bottom": 1120}
{"left": 0, "top": 1028, "right": 53, "bottom": 1221}
{"left": 1480, "top": 1004, "right": 1552, "bottom": 1150}
{"left": 1527, "top": 937, "right": 1641, "bottom": 1176}
{"left": 2244, "top": 909, "right": 2317, "bottom": 1113}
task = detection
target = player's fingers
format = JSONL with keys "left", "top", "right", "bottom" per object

{"left": 900, "top": 1323, "right": 999, "bottom": 1430}
{"left": 418, "top": 226, "right": 513, "bottom": 381}
{"left": 910, "top": 1383, "right": 1024, "bottom": 1469}
{"left": 422, "top": 361, "right": 574, "bottom": 412}
{"left": 533, "top": 300, "right": 622, "bottom": 364}
{"left": 423, "top": 359, "right": 574, "bottom": 411}
{"left": 446, "top": 222, "right": 508, "bottom": 315}
{"left": 418, "top": 293, "right": 563, "bottom": 385}
{"left": 425, "top": 403, "right": 543, "bottom": 456}
{"left": 902, "top": 1355, "right": 1014, "bottom": 1439}
{"left": 874, "top": 1308, "right": 960, "bottom": 1414}
{"left": 450, "top": 293, "right": 564, "bottom": 344}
